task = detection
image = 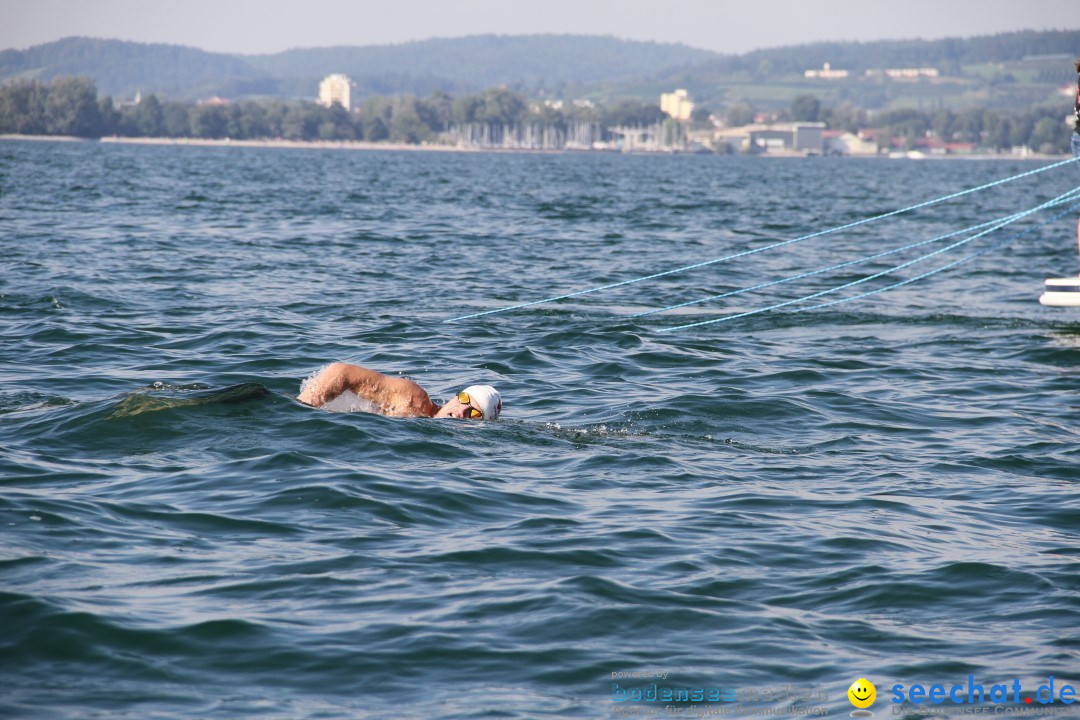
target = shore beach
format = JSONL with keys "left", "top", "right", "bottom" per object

{"left": 1, "top": 133, "right": 1069, "bottom": 159}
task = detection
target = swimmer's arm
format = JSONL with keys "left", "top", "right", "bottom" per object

{"left": 298, "top": 362, "right": 437, "bottom": 417}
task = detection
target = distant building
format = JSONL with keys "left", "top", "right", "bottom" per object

{"left": 713, "top": 122, "right": 826, "bottom": 154}
{"left": 754, "top": 122, "right": 825, "bottom": 152}
{"left": 804, "top": 63, "right": 849, "bottom": 79}
{"left": 318, "top": 74, "right": 353, "bottom": 111}
{"left": 538, "top": 98, "right": 594, "bottom": 112}
{"left": 660, "top": 89, "right": 695, "bottom": 121}
{"left": 825, "top": 130, "right": 880, "bottom": 156}
{"left": 687, "top": 128, "right": 718, "bottom": 151}
{"left": 865, "top": 67, "right": 940, "bottom": 79}
{"left": 117, "top": 91, "right": 142, "bottom": 109}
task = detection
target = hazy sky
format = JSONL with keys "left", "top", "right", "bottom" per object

{"left": 2, "top": 0, "right": 1077, "bottom": 55}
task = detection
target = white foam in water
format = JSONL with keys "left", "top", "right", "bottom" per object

{"left": 319, "top": 390, "right": 381, "bottom": 414}
{"left": 298, "top": 364, "right": 328, "bottom": 399}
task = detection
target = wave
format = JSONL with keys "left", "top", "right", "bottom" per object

{"left": 108, "top": 382, "right": 271, "bottom": 418}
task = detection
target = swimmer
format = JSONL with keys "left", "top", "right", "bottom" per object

{"left": 297, "top": 362, "right": 501, "bottom": 420}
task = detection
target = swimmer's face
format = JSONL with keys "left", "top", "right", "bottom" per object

{"left": 434, "top": 393, "right": 482, "bottom": 420}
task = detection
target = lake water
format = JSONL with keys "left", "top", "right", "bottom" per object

{"left": 2, "top": 140, "right": 1079, "bottom": 719}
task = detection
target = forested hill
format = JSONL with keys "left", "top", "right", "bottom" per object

{"left": 0, "top": 29, "right": 1077, "bottom": 104}
{"left": 244, "top": 35, "right": 716, "bottom": 96}
{"left": 692, "top": 29, "right": 1080, "bottom": 77}
{"left": 0, "top": 35, "right": 715, "bottom": 101}
{"left": 649, "top": 28, "right": 1080, "bottom": 112}
{"left": 0, "top": 37, "right": 267, "bottom": 100}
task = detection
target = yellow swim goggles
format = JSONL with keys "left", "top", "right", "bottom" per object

{"left": 458, "top": 391, "right": 484, "bottom": 419}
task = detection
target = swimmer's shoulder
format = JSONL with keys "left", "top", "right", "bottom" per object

{"left": 381, "top": 377, "right": 437, "bottom": 417}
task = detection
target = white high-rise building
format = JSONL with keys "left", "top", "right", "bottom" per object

{"left": 805, "top": 63, "right": 849, "bottom": 79}
{"left": 318, "top": 74, "right": 353, "bottom": 111}
{"left": 660, "top": 89, "right": 695, "bottom": 121}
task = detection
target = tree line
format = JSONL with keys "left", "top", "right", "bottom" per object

{"left": 0, "top": 76, "right": 1074, "bottom": 153}
{"left": 0, "top": 77, "right": 665, "bottom": 143}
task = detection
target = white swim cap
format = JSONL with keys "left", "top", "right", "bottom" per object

{"left": 462, "top": 385, "right": 501, "bottom": 420}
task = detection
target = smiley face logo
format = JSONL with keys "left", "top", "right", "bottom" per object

{"left": 848, "top": 678, "right": 876, "bottom": 709}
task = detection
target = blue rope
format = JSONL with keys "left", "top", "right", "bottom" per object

{"left": 795, "top": 200, "right": 1080, "bottom": 313}
{"left": 446, "top": 157, "right": 1078, "bottom": 322}
{"left": 660, "top": 184, "right": 1080, "bottom": 332}
{"left": 629, "top": 208, "right": 1042, "bottom": 318}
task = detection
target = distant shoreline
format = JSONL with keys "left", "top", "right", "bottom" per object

{"left": 0, "top": 133, "right": 484, "bottom": 153}
{"left": 103, "top": 135, "right": 484, "bottom": 153}
{"left": 0, "top": 133, "right": 1069, "bottom": 160}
